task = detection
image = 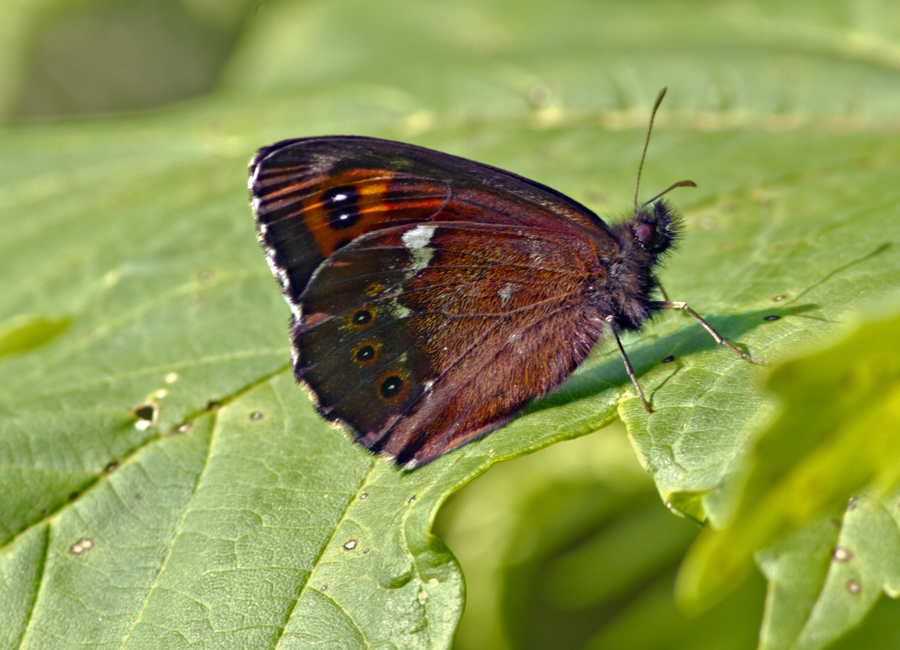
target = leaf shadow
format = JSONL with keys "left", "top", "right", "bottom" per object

{"left": 529, "top": 303, "right": 819, "bottom": 413}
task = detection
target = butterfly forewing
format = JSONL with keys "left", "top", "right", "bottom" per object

{"left": 252, "top": 166, "right": 448, "bottom": 304}
{"left": 250, "top": 137, "right": 613, "bottom": 293}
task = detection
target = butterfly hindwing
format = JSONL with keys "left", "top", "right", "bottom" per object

{"left": 294, "top": 220, "right": 607, "bottom": 467}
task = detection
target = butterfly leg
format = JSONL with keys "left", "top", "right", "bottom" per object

{"left": 656, "top": 281, "right": 671, "bottom": 302}
{"left": 605, "top": 315, "right": 653, "bottom": 413}
{"left": 652, "top": 301, "right": 767, "bottom": 365}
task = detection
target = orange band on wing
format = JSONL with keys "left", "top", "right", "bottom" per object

{"left": 301, "top": 169, "right": 447, "bottom": 258}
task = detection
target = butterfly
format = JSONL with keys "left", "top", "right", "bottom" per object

{"left": 248, "top": 88, "right": 763, "bottom": 468}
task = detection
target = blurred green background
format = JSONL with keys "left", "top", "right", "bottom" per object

{"left": 1, "top": 0, "right": 249, "bottom": 118}
{"left": 4, "top": 1, "right": 900, "bottom": 649}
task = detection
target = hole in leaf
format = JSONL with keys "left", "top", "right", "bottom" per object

{"left": 132, "top": 402, "right": 159, "bottom": 429}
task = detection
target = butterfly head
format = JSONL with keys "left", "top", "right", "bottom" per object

{"left": 604, "top": 197, "right": 684, "bottom": 331}
{"left": 631, "top": 199, "right": 680, "bottom": 256}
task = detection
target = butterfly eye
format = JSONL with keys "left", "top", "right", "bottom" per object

{"left": 351, "top": 340, "right": 381, "bottom": 365}
{"left": 322, "top": 185, "right": 358, "bottom": 207}
{"left": 635, "top": 223, "right": 656, "bottom": 248}
{"left": 380, "top": 376, "right": 403, "bottom": 398}
{"left": 349, "top": 308, "right": 375, "bottom": 328}
{"left": 356, "top": 346, "right": 375, "bottom": 361}
{"left": 328, "top": 209, "right": 360, "bottom": 230}
{"left": 377, "top": 371, "right": 410, "bottom": 403}
{"left": 320, "top": 186, "right": 361, "bottom": 230}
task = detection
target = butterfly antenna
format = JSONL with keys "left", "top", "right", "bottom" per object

{"left": 634, "top": 87, "right": 669, "bottom": 215}
{"left": 639, "top": 179, "right": 697, "bottom": 211}
{"left": 633, "top": 87, "right": 697, "bottom": 213}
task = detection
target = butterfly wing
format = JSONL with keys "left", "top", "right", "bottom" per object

{"left": 250, "top": 136, "right": 616, "bottom": 466}
{"left": 250, "top": 136, "right": 610, "bottom": 303}
{"left": 296, "top": 221, "right": 610, "bottom": 466}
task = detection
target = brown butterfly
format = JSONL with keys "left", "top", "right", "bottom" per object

{"left": 249, "top": 88, "right": 763, "bottom": 468}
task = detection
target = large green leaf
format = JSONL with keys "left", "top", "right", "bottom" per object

{"left": 677, "top": 308, "right": 900, "bottom": 649}
{"left": 436, "top": 424, "right": 768, "bottom": 650}
{"left": 3, "top": 0, "right": 900, "bottom": 648}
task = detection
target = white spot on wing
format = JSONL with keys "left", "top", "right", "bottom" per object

{"left": 386, "top": 298, "right": 411, "bottom": 319}
{"left": 402, "top": 224, "right": 436, "bottom": 272}
{"left": 402, "top": 224, "right": 437, "bottom": 249}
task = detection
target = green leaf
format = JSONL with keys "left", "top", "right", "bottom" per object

{"left": 756, "top": 489, "right": 900, "bottom": 650}
{"left": 438, "top": 426, "right": 769, "bottom": 650}
{"left": 677, "top": 307, "right": 900, "bottom": 647}
{"left": 4, "top": 0, "right": 900, "bottom": 648}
